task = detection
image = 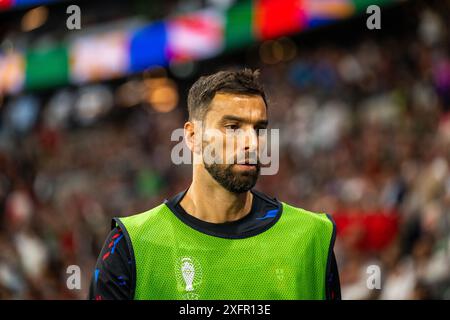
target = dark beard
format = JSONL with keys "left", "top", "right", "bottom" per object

{"left": 204, "top": 162, "right": 260, "bottom": 194}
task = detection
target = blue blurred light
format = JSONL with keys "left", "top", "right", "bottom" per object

{"left": 129, "top": 22, "right": 169, "bottom": 73}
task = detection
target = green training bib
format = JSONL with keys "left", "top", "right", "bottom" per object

{"left": 115, "top": 201, "right": 335, "bottom": 300}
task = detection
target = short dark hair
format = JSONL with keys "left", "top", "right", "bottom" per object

{"left": 187, "top": 68, "right": 267, "bottom": 120}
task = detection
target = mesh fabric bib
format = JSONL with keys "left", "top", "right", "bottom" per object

{"left": 115, "top": 201, "right": 335, "bottom": 300}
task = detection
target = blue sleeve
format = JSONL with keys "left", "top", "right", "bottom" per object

{"left": 88, "top": 227, "right": 134, "bottom": 300}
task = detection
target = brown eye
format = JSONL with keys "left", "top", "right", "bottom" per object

{"left": 225, "top": 124, "right": 239, "bottom": 130}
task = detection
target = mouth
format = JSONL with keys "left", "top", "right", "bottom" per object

{"left": 234, "top": 163, "right": 258, "bottom": 170}
{"left": 232, "top": 154, "right": 259, "bottom": 170}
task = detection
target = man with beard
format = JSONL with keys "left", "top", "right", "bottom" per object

{"left": 89, "top": 69, "right": 340, "bottom": 300}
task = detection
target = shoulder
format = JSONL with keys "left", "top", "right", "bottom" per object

{"left": 251, "top": 189, "right": 335, "bottom": 233}
{"left": 114, "top": 203, "right": 170, "bottom": 231}
{"left": 280, "top": 201, "right": 335, "bottom": 232}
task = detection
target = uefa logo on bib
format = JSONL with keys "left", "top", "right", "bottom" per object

{"left": 176, "top": 256, "right": 203, "bottom": 299}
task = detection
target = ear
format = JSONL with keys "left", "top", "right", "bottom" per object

{"left": 184, "top": 120, "right": 202, "bottom": 154}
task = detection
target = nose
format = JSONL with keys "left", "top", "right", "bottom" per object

{"left": 243, "top": 127, "right": 258, "bottom": 153}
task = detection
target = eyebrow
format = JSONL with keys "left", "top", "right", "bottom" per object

{"left": 220, "top": 115, "right": 268, "bottom": 127}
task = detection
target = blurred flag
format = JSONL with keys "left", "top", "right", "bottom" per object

{"left": 224, "top": 0, "right": 255, "bottom": 51}
{"left": 166, "top": 10, "right": 224, "bottom": 62}
{"left": 129, "top": 21, "right": 169, "bottom": 72}
{"left": 0, "top": 0, "right": 56, "bottom": 11}
{"left": 254, "top": 0, "right": 307, "bottom": 40}
{"left": 25, "top": 44, "right": 69, "bottom": 90}
{"left": 0, "top": 0, "right": 13, "bottom": 10}
{"left": 69, "top": 32, "right": 130, "bottom": 83}
{"left": 305, "top": 0, "right": 355, "bottom": 27}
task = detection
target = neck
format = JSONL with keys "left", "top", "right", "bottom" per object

{"left": 180, "top": 166, "right": 253, "bottom": 223}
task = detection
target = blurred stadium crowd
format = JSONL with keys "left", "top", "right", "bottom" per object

{"left": 1, "top": 0, "right": 450, "bottom": 299}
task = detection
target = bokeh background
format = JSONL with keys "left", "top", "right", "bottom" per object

{"left": 0, "top": 0, "right": 449, "bottom": 299}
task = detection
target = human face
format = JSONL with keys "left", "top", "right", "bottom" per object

{"left": 200, "top": 92, "right": 268, "bottom": 193}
